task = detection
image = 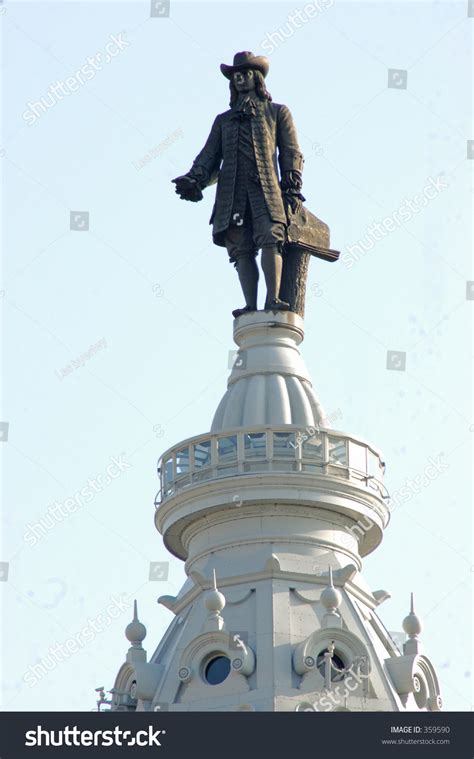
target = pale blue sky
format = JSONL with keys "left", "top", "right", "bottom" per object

{"left": 1, "top": 1, "right": 472, "bottom": 711}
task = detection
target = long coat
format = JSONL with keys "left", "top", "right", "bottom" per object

{"left": 188, "top": 100, "right": 304, "bottom": 246}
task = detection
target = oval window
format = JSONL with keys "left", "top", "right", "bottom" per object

{"left": 204, "top": 655, "right": 231, "bottom": 685}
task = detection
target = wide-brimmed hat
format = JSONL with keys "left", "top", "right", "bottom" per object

{"left": 220, "top": 51, "right": 270, "bottom": 80}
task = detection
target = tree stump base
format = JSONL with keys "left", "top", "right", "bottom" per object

{"left": 280, "top": 248, "right": 311, "bottom": 318}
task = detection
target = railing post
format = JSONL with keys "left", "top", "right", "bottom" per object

{"left": 210, "top": 435, "right": 217, "bottom": 479}
{"left": 266, "top": 427, "right": 273, "bottom": 467}
{"left": 296, "top": 431, "right": 303, "bottom": 472}
{"left": 171, "top": 453, "right": 177, "bottom": 494}
{"left": 237, "top": 431, "right": 244, "bottom": 473}
{"left": 322, "top": 432, "right": 329, "bottom": 475}
{"left": 189, "top": 444, "right": 195, "bottom": 478}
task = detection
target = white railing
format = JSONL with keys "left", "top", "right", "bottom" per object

{"left": 155, "top": 426, "right": 387, "bottom": 506}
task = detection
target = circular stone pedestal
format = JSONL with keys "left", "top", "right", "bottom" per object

{"left": 211, "top": 311, "right": 326, "bottom": 432}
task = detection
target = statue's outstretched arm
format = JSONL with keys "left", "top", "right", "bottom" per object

{"left": 172, "top": 116, "right": 222, "bottom": 201}
{"left": 189, "top": 115, "right": 222, "bottom": 188}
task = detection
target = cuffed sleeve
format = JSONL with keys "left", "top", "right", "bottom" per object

{"left": 281, "top": 169, "right": 303, "bottom": 193}
{"left": 277, "top": 105, "right": 304, "bottom": 174}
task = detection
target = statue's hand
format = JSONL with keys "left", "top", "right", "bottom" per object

{"left": 172, "top": 175, "right": 203, "bottom": 202}
{"left": 281, "top": 171, "right": 305, "bottom": 216}
{"left": 284, "top": 193, "right": 303, "bottom": 215}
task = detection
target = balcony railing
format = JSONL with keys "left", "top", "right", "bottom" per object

{"left": 155, "top": 426, "right": 387, "bottom": 506}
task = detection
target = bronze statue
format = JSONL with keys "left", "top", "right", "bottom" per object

{"left": 173, "top": 51, "right": 338, "bottom": 318}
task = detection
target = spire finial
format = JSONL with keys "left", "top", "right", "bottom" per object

{"left": 320, "top": 565, "right": 342, "bottom": 624}
{"left": 402, "top": 591, "right": 422, "bottom": 639}
{"left": 402, "top": 591, "right": 423, "bottom": 654}
{"left": 203, "top": 568, "right": 226, "bottom": 632}
{"left": 125, "top": 599, "right": 147, "bottom": 647}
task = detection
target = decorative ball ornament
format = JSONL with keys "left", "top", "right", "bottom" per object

{"left": 125, "top": 619, "right": 147, "bottom": 644}
{"left": 205, "top": 589, "right": 226, "bottom": 613}
{"left": 320, "top": 586, "right": 342, "bottom": 610}
{"left": 125, "top": 601, "right": 147, "bottom": 646}
{"left": 402, "top": 593, "right": 422, "bottom": 637}
{"left": 205, "top": 568, "right": 226, "bottom": 613}
{"left": 403, "top": 613, "right": 422, "bottom": 636}
{"left": 320, "top": 566, "right": 342, "bottom": 612}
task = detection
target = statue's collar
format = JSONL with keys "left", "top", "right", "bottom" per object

{"left": 232, "top": 93, "right": 259, "bottom": 118}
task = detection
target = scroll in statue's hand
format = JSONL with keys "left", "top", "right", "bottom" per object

{"left": 172, "top": 175, "right": 204, "bottom": 202}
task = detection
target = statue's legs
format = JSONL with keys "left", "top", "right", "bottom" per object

{"left": 225, "top": 204, "right": 289, "bottom": 317}
{"left": 261, "top": 245, "right": 289, "bottom": 311}
{"left": 225, "top": 220, "right": 259, "bottom": 318}
{"left": 235, "top": 254, "right": 259, "bottom": 311}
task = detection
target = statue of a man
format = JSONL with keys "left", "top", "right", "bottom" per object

{"left": 173, "top": 51, "right": 305, "bottom": 318}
